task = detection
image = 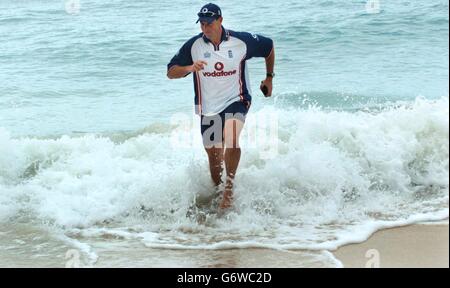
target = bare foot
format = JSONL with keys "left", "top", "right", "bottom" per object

{"left": 219, "top": 188, "right": 233, "bottom": 210}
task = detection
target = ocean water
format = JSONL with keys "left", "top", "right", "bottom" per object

{"left": 0, "top": 0, "right": 448, "bottom": 267}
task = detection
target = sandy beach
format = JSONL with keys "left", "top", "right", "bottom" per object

{"left": 333, "top": 223, "right": 449, "bottom": 268}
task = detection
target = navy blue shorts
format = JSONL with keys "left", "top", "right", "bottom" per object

{"left": 201, "top": 100, "right": 250, "bottom": 146}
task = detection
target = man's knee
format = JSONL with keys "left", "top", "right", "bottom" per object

{"left": 204, "top": 141, "right": 224, "bottom": 149}
{"left": 223, "top": 117, "right": 245, "bottom": 148}
{"left": 205, "top": 147, "right": 223, "bottom": 159}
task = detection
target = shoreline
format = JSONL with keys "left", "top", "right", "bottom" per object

{"left": 1, "top": 223, "right": 448, "bottom": 268}
{"left": 90, "top": 223, "right": 450, "bottom": 268}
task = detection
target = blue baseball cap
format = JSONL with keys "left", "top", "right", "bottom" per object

{"left": 196, "top": 3, "right": 222, "bottom": 24}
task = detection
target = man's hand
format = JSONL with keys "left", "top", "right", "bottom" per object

{"left": 260, "top": 78, "right": 273, "bottom": 97}
{"left": 167, "top": 61, "right": 207, "bottom": 79}
{"left": 189, "top": 60, "right": 208, "bottom": 72}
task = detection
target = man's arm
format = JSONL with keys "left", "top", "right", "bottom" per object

{"left": 260, "top": 46, "right": 275, "bottom": 97}
{"left": 265, "top": 47, "right": 275, "bottom": 76}
{"left": 167, "top": 65, "right": 192, "bottom": 79}
{"left": 167, "top": 61, "right": 208, "bottom": 79}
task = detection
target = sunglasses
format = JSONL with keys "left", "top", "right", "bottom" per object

{"left": 197, "top": 11, "right": 218, "bottom": 18}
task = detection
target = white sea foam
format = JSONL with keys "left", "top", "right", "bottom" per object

{"left": 0, "top": 97, "right": 448, "bottom": 252}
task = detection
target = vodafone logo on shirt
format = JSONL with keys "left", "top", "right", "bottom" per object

{"left": 214, "top": 62, "right": 224, "bottom": 71}
{"left": 203, "top": 62, "right": 237, "bottom": 77}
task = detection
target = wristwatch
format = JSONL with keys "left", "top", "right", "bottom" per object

{"left": 266, "top": 72, "right": 275, "bottom": 78}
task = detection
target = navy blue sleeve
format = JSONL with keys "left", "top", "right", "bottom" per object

{"left": 167, "top": 36, "right": 197, "bottom": 74}
{"left": 231, "top": 31, "right": 273, "bottom": 60}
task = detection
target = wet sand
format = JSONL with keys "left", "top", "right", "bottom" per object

{"left": 333, "top": 224, "right": 449, "bottom": 268}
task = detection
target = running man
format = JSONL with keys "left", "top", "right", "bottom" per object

{"left": 167, "top": 3, "right": 275, "bottom": 211}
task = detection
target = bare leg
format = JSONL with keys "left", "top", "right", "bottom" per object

{"left": 220, "top": 119, "right": 244, "bottom": 210}
{"left": 205, "top": 147, "right": 224, "bottom": 187}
